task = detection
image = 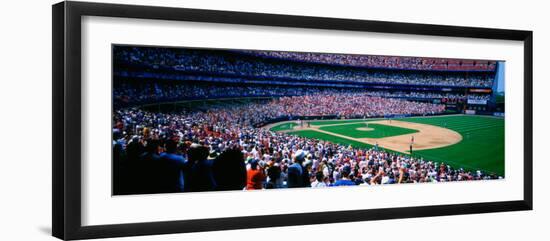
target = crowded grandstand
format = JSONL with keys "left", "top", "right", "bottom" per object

{"left": 112, "top": 46, "right": 502, "bottom": 195}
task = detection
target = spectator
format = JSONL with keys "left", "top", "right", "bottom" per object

{"left": 184, "top": 144, "right": 216, "bottom": 192}
{"left": 311, "top": 172, "right": 327, "bottom": 188}
{"left": 266, "top": 162, "right": 282, "bottom": 189}
{"left": 212, "top": 146, "right": 247, "bottom": 191}
{"left": 158, "top": 139, "right": 187, "bottom": 193}
{"left": 138, "top": 139, "right": 162, "bottom": 193}
{"left": 287, "top": 151, "right": 307, "bottom": 188}
{"left": 246, "top": 159, "right": 266, "bottom": 190}
{"left": 333, "top": 166, "right": 357, "bottom": 186}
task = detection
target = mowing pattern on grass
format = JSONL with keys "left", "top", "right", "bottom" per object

{"left": 287, "top": 130, "right": 374, "bottom": 149}
{"left": 269, "top": 122, "right": 298, "bottom": 132}
{"left": 399, "top": 115, "right": 505, "bottom": 176}
{"left": 309, "top": 119, "right": 380, "bottom": 126}
{"left": 319, "top": 123, "right": 418, "bottom": 138}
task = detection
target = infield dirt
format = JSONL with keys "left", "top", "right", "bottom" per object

{"left": 266, "top": 119, "right": 462, "bottom": 153}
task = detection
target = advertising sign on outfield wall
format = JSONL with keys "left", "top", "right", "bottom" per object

{"left": 467, "top": 99, "right": 488, "bottom": 105}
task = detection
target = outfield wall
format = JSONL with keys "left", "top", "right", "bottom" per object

{"left": 255, "top": 111, "right": 461, "bottom": 128}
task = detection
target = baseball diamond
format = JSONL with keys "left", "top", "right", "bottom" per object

{"left": 268, "top": 115, "right": 504, "bottom": 175}
{"left": 112, "top": 45, "right": 506, "bottom": 195}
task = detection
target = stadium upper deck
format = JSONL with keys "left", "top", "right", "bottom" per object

{"left": 113, "top": 46, "right": 497, "bottom": 89}
{"left": 237, "top": 50, "right": 497, "bottom": 72}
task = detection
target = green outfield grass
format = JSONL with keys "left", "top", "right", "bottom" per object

{"left": 319, "top": 123, "right": 418, "bottom": 138}
{"left": 269, "top": 122, "right": 298, "bottom": 132}
{"left": 276, "top": 115, "right": 505, "bottom": 176}
{"left": 396, "top": 115, "right": 504, "bottom": 176}
{"left": 309, "top": 119, "right": 380, "bottom": 126}
{"left": 269, "top": 118, "right": 382, "bottom": 131}
{"left": 287, "top": 130, "right": 375, "bottom": 149}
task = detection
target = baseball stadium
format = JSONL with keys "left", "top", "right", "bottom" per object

{"left": 112, "top": 45, "right": 505, "bottom": 195}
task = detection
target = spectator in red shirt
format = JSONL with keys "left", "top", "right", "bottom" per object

{"left": 246, "top": 159, "right": 266, "bottom": 190}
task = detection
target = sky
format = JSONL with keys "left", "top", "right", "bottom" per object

{"left": 496, "top": 61, "right": 505, "bottom": 93}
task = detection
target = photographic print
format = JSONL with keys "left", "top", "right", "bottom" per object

{"left": 52, "top": 3, "right": 532, "bottom": 239}
{"left": 112, "top": 45, "right": 505, "bottom": 195}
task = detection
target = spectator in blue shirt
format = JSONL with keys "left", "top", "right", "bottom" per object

{"left": 287, "top": 150, "right": 306, "bottom": 188}
{"left": 159, "top": 139, "right": 187, "bottom": 193}
{"left": 333, "top": 166, "right": 357, "bottom": 186}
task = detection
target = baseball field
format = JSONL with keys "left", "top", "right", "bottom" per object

{"left": 268, "top": 115, "right": 505, "bottom": 176}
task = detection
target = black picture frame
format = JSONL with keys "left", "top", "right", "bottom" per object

{"left": 52, "top": 1, "right": 533, "bottom": 240}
